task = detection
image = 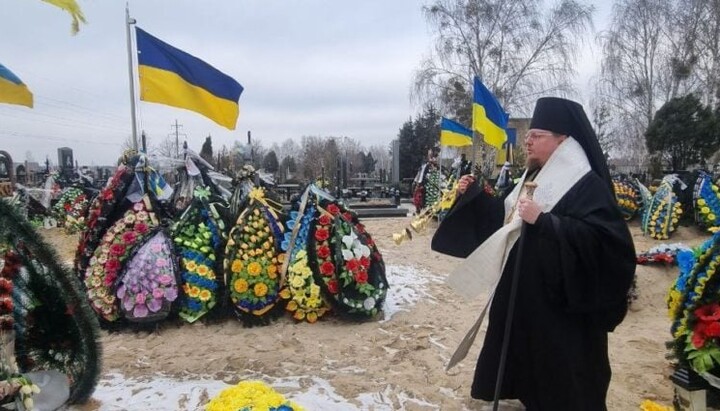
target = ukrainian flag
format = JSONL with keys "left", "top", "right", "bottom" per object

{"left": 440, "top": 117, "right": 473, "bottom": 147}
{"left": 472, "top": 76, "right": 508, "bottom": 149}
{"left": 0, "top": 63, "right": 33, "bottom": 108}
{"left": 136, "top": 27, "right": 244, "bottom": 130}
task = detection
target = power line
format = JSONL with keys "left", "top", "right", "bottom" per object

{"left": 0, "top": 130, "right": 124, "bottom": 147}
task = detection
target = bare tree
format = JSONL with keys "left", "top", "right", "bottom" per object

{"left": 151, "top": 135, "right": 178, "bottom": 159}
{"left": 414, "top": 0, "right": 594, "bottom": 121}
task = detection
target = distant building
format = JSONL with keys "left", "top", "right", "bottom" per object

{"left": 13, "top": 161, "right": 43, "bottom": 186}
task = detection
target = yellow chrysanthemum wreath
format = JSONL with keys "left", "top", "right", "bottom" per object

{"left": 205, "top": 380, "right": 304, "bottom": 411}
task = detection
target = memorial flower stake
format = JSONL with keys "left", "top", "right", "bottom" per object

{"left": 83, "top": 196, "right": 157, "bottom": 322}
{"left": 173, "top": 186, "right": 225, "bottom": 323}
{"left": 279, "top": 205, "right": 330, "bottom": 323}
{"left": 225, "top": 187, "right": 286, "bottom": 325}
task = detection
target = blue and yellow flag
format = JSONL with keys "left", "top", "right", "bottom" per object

{"left": 440, "top": 117, "right": 473, "bottom": 147}
{"left": 472, "top": 76, "right": 508, "bottom": 149}
{"left": 136, "top": 27, "right": 244, "bottom": 130}
{"left": 41, "top": 0, "right": 86, "bottom": 34}
{"left": 0, "top": 63, "right": 33, "bottom": 108}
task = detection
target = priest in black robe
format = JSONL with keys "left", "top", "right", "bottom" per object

{"left": 432, "top": 97, "right": 636, "bottom": 410}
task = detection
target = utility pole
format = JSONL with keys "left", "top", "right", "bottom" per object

{"left": 169, "top": 119, "right": 186, "bottom": 158}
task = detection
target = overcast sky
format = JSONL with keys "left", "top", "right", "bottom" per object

{"left": 1, "top": 0, "right": 611, "bottom": 166}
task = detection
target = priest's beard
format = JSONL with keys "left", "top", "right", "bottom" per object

{"left": 525, "top": 157, "right": 541, "bottom": 172}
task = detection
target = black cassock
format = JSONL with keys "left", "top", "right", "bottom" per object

{"left": 432, "top": 172, "right": 636, "bottom": 410}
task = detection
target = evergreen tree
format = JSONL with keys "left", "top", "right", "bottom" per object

{"left": 200, "top": 136, "right": 214, "bottom": 166}
{"left": 646, "top": 94, "right": 719, "bottom": 170}
{"left": 263, "top": 150, "right": 280, "bottom": 173}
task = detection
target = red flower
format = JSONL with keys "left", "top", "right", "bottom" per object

{"left": 345, "top": 259, "right": 360, "bottom": 272}
{"left": 354, "top": 270, "right": 368, "bottom": 283}
{"left": 342, "top": 212, "right": 354, "bottom": 222}
{"left": 101, "top": 189, "right": 114, "bottom": 201}
{"left": 103, "top": 273, "right": 117, "bottom": 286}
{"left": 317, "top": 246, "right": 331, "bottom": 259}
{"left": 0, "top": 298, "right": 13, "bottom": 313}
{"left": 327, "top": 279, "right": 339, "bottom": 294}
{"left": 318, "top": 215, "right": 332, "bottom": 226}
{"left": 693, "top": 322, "right": 708, "bottom": 348}
{"left": 366, "top": 238, "right": 374, "bottom": 247}
{"left": 356, "top": 224, "right": 366, "bottom": 234}
{"left": 706, "top": 322, "right": 720, "bottom": 338}
{"left": 109, "top": 243, "right": 126, "bottom": 257}
{"left": 64, "top": 204, "right": 72, "bottom": 212}
{"left": 327, "top": 204, "right": 341, "bottom": 215}
{"left": 135, "top": 222, "right": 149, "bottom": 234}
{"left": 359, "top": 256, "right": 371, "bottom": 269}
{"left": 105, "top": 258, "right": 121, "bottom": 272}
{"left": 122, "top": 231, "right": 137, "bottom": 244}
{"left": 0, "top": 278, "right": 12, "bottom": 294}
{"left": 315, "top": 228, "right": 330, "bottom": 242}
{"left": 695, "top": 303, "right": 720, "bottom": 322}
{"left": 320, "top": 261, "right": 335, "bottom": 276}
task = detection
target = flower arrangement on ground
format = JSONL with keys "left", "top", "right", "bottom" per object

{"left": 694, "top": 172, "right": 720, "bottom": 233}
{"left": 667, "top": 231, "right": 720, "bottom": 377}
{"left": 225, "top": 187, "right": 286, "bottom": 325}
{"left": 173, "top": 187, "right": 226, "bottom": 323}
{"left": 52, "top": 187, "right": 89, "bottom": 234}
{"left": 279, "top": 204, "right": 329, "bottom": 323}
{"left": 636, "top": 243, "right": 691, "bottom": 266}
{"left": 309, "top": 198, "right": 387, "bottom": 318}
{"left": 83, "top": 197, "right": 157, "bottom": 322}
{"left": 641, "top": 179, "right": 682, "bottom": 240}
{"left": 613, "top": 178, "right": 641, "bottom": 221}
{"left": 205, "top": 380, "right": 304, "bottom": 411}
{"left": 116, "top": 230, "right": 179, "bottom": 323}
{"left": 75, "top": 159, "right": 136, "bottom": 276}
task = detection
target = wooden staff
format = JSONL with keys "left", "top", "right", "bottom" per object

{"left": 493, "top": 181, "right": 537, "bottom": 411}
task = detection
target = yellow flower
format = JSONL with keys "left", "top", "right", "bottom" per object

{"left": 698, "top": 199, "right": 707, "bottom": 206}
{"left": 291, "top": 276, "right": 305, "bottom": 289}
{"left": 197, "top": 265, "right": 209, "bottom": 276}
{"left": 199, "top": 289, "right": 212, "bottom": 302}
{"left": 286, "top": 300, "right": 298, "bottom": 311}
{"left": 640, "top": 399, "right": 673, "bottom": 411}
{"left": 293, "top": 310, "right": 306, "bottom": 320}
{"left": 702, "top": 206, "right": 711, "bottom": 214}
{"left": 254, "top": 282, "right": 268, "bottom": 297}
{"left": 279, "top": 288, "right": 291, "bottom": 299}
{"left": 307, "top": 311, "right": 318, "bottom": 323}
{"left": 189, "top": 286, "right": 200, "bottom": 298}
{"left": 234, "top": 279, "right": 249, "bottom": 293}
{"left": 231, "top": 259, "right": 244, "bottom": 273}
{"left": 277, "top": 253, "right": 285, "bottom": 263}
{"left": 267, "top": 264, "right": 278, "bottom": 275}
{"left": 710, "top": 213, "right": 716, "bottom": 221}
{"left": 185, "top": 260, "right": 197, "bottom": 272}
{"left": 247, "top": 262, "right": 262, "bottom": 276}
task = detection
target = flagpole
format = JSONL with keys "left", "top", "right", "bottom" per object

{"left": 125, "top": 3, "right": 139, "bottom": 150}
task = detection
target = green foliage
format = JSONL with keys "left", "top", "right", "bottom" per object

{"left": 200, "top": 136, "right": 214, "bottom": 166}
{"left": 646, "top": 94, "right": 719, "bottom": 170}
{"left": 262, "top": 150, "right": 279, "bottom": 173}
{"left": 398, "top": 106, "right": 441, "bottom": 179}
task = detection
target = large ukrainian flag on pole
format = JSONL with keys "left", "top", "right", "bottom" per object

{"left": 440, "top": 117, "right": 473, "bottom": 147}
{"left": 136, "top": 27, "right": 244, "bottom": 130}
{"left": 0, "top": 63, "right": 33, "bottom": 108}
{"left": 472, "top": 76, "right": 508, "bottom": 149}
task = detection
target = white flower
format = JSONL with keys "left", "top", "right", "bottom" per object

{"left": 31, "top": 384, "right": 40, "bottom": 394}
{"left": 23, "top": 397, "right": 33, "bottom": 410}
{"left": 363, "top": 297, "right": 376, "bottom": 311}
{"left": 341, "top": 249, "right": 354, "bottom": 261}
{"left": 342, "top": 231, "right": 357, "bottom": 249}
{"left": 354, "top": 244, "right": 371, "bottom": 259}
{"left": 20, "top": 385, "right": 32, "bottom": 395}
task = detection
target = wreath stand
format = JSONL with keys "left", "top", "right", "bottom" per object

{"left": 670, "top": 366, "right": 720, "bottom": 411}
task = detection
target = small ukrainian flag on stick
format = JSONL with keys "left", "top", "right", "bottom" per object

{"left": 440, "top": 117, "right": 473, "bottom": 147}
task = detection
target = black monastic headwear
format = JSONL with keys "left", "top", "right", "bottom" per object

{"left": 529, "top": 97, "right": 612, "bottom": 193}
